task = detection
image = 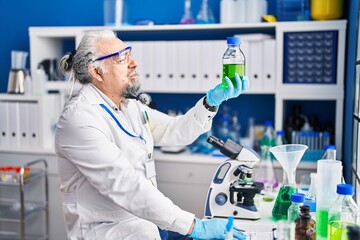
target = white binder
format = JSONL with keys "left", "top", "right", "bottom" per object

{"left": 263, "top": 39, "right": 276, "bottom": 91}
{"left": 29, "top": 102, "right": 39, "bottom": 147}
{"left": 142, "top": 41, "right": 156, "bottom": 91}
{"left": 8, "top": 102, "right": 20, "bottom": 147}
{"left": 165, "top": 41, "right": 179, "bottom": 92}
{"left": 153, "top": 41, "right": 168, "bottom": 92}
{"left": 19, "top": 102, "right": 30, "bottom": 147}
{"left": 0, "top": 101, "right": 9, "bottom": 147}
{"left": 188, "top": 41, "right": 202, "bottom": 92}
{"left": 177, "top": 41, "right": 190, "bottom": 92}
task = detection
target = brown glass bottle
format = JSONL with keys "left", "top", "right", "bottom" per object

{"left": 295, "top": 205, "right": 316, "bottom": 240}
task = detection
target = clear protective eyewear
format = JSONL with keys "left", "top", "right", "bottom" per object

{"left": 93, "top": 46, "right": 132, "bottom": 64}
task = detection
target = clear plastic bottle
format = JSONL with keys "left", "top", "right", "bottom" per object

{"left": 276, "top": 130, "right": 287, "bottom": 146}
{"left": 222, "top": 36, "right": 246, "bottom": 88}
{"left": 288, "top": 193, "right": 305, "bottom": 222}
{"left": 321, "top": 144, "right": 336, "bottom": 160}
{"left": 295, "top": 205, "right": 316, "bottom": 239}
{"left": 229, "top": 111, "right": 241, "bottom": 143}
{"left": 328, "top": 184, "right": 360, "bottom": 240}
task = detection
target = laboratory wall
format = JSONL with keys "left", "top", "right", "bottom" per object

{"left": 0, "top": 0, "right": 220, "bottom": 93}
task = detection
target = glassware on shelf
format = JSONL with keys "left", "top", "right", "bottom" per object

{"left": 270, "top": 144, "right": 308, "bottom": 220}
{"left": 180, "top": 0, "right": 195, "bottom": 24}
{"left": 196, "top": 0, "right": 215, "bottom": 24}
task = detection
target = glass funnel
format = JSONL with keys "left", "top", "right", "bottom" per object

{"left": 270, "top": 144, "right": 308, "bottom": 220}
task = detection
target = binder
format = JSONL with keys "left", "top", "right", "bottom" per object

{"left": 263, "top": 39, "right": 276, "bottom": 91}
{"left": 19, "top": 102, "right": 30, "bottom": 147}
{"left": 142, "top": 41, "right": 155, "bottom": 91}
{"left": 153, "top": 41, "right": 168, "bottom": 92}
{"left": 188, "top": 41, "right": 202, "bottom": 92}
{"left": 29, "top": 102, "right": 39, "bottom": 147}
{"left": 177, "top": 41, "right": 190, "bottom": 91}
{"left": 8, "top": 102, "right": 20, "bottom": 147}
{"left": 249, "top": 40, "right": 263, "bottom": 91}
{"left": 165, "top": 41, "right": 179, "bottom": 92}
{"left": 0, "top": 101, "right": 9, "bottom": 147}
{"left": 213, "top": 40, "right": 225, "bottom": 88}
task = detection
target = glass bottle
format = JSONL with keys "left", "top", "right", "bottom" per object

{"left": 288, "top": 193, "right": 305, "bottom": 222}
{"left": 295, "top": 205, "right": 316, "bottom": 239}
{"left": 222, "top": 36, "right": 246, "bottom": 88}
{"left": 328, "top": 184, "right": 360, "bottom": 240}
{"left": 277, "top": 220, "right": 295, "bottom": 240}
{"left": 276, "top": 130, "right": 287, "bottom": 146}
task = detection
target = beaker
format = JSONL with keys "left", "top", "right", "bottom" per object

{"left": 270, "top": 144, "right": 308, "bottom": 220}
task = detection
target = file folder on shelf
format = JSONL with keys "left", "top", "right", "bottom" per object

{"left": 0, "top": 101, "right": 10, "bottom": 147}
{"left": 8, "top": 102, "right": 20, "bottom": 148}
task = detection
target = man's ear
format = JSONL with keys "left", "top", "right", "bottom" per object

{"left": 88, "top": 65, "right": 103, "bottom": 82}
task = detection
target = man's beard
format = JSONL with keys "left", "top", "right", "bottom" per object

{"left": 124, "top": 76, "right": 141, "bottom": 98}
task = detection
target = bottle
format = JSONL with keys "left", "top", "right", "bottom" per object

{"left": 277, "top": 220, "right": 295, "bottom": 240}
{"left": 276, "top": 130, "right": 287, "bottom": 146}
{"left": 304, "top": 173, "right": 317, "bottom": 213}
{"left": 295, "top": 205, "right": 316, "bottom": 239}
{"left": 261, "top": 121, "right": 276, "bottom": 147}
{"left": 229, "top": 111, "right": 241, "bottom": 143}
{"left": 328, "top": 184, "right": 360, "bottom": 240}
{"left": 321, "top": 144, "right": 336, "bottom": 160}
{"left": 222, "top": 36, "right": 246, "bottom": 88}
{"left": 287, "top": 193, "right": 305, "bottom": 222}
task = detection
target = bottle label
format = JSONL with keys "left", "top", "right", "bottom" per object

{"left": 222, "top": 64, "right": 245, "bottom": 88}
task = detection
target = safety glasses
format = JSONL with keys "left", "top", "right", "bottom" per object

{"left": 93, "top": 46, "right": 132, "bottom": 64}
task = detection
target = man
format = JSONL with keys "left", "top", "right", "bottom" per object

{"left": 55, "top": 30, "right": 249, "bottom": 240}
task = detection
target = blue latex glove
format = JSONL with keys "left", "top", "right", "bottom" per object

{"left": 206, "top": 74, "right": 249, "bottom": 106}
{"left": 188, "top": 218, "right": 247, "bottom": 240}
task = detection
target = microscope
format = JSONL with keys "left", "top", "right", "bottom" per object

{"left": 204, "top": 136, "right": 264, "bottom": 220}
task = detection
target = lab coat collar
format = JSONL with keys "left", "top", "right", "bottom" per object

{"left": 78, "top": 84, "right": 129, "bottom": 111}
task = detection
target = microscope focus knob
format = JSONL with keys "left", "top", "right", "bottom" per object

{"left": 215, "top": 193, "right": 227, "bottom": 206}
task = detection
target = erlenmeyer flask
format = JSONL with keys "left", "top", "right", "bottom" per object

{"left": 196, "top": 0, "right": 215, "bottom": 24}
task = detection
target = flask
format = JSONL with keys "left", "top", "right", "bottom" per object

{"left": 295, "top": 205, "right": 316, "bottom": 239}
{"left": 196, "top": 0, "right": 215, "bottom": 24}
{"left": 180, "top": 0, "right": 195, "bottom": 24}
{"left": 328, "top": 184, "right": 360, "bottom": 240}
{"left": 222, "top": 36, "right": 246, "bottom": 88}
{"left": 287, "top": 193, "right": 305, "bottom": 222}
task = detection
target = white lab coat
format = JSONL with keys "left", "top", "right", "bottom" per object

{"left": 55, "top": 84, "right": 217, "bottom": 240}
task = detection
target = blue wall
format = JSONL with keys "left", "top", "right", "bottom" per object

{"left": 0, "top": 0, "right": 220, "bottom": 93}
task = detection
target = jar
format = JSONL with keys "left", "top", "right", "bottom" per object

{"left": 311, "top": 0, "right": 343, "bottom": 20}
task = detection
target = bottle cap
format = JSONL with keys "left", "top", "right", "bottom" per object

{"left": 291, "top": 193, "right": 305, "bottom": 203}
{"left": 337, "top": 184, "right": 354, "bottom": 195}
{"left": 276, "top": 130, "right": 284, "bottom": 136}
{"left": 227, "top": 37, "right": 240, "bottom": 45}
{"left": 324, "top": 144, "right": 336, "bottom": 150}
{"left": 264, "top": 120, "right": 273, "bottom": 127}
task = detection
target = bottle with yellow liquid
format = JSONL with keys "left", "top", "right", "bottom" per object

{"left": 222, "top": 37, "right": 245, "bottom": 88}
{"left": 328, "top": 184, "right": 360, "bottom": 240}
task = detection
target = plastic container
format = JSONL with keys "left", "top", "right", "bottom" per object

{"left": 222, "top": 37, "right": 246, "bottom": 88}
{"left": 103, "top": 0, "right": 123, "bottom": 26}
{"left": 288, "top": 193, "right": 305, "bottom": 222}
{"left": 311, "top": 0, "right": 343, "bottom": 20}
{"left": 316, "top": 159, "right": 342, "bottom": 239}
{"left": 277, "top": 0, "right": 310, "bottom": 21}
{"left": 328, "top": 184, "right": 360, "bottom": 240}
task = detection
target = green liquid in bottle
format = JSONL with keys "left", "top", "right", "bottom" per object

{"left": 222, "top": 64, "right": 245, "bottom": 88}
{"left": 328, "top": 221, "right": 355, "bottom": 240}
{"left": 316, "top": 208, "right": 329, "bottom": 238}
{"left": 272, "top": 185, "right": 297, "bottom": 220}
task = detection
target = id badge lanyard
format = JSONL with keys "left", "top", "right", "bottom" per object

{"left": 100, "top": 104, "right": 156, "bottom": 180}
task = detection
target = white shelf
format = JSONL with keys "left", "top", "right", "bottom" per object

{"left": 27, "top": 21, "right": 347, "bottom": 160}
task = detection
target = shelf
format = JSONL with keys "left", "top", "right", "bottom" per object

{"left": 0, "top": 232, "right": 47, "bottom": 240}
{"left": 0, "top": 200, "right": 47, "bottom": 222}
{"left": 0, "top": 168, "right": 46, "bottom": 186}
